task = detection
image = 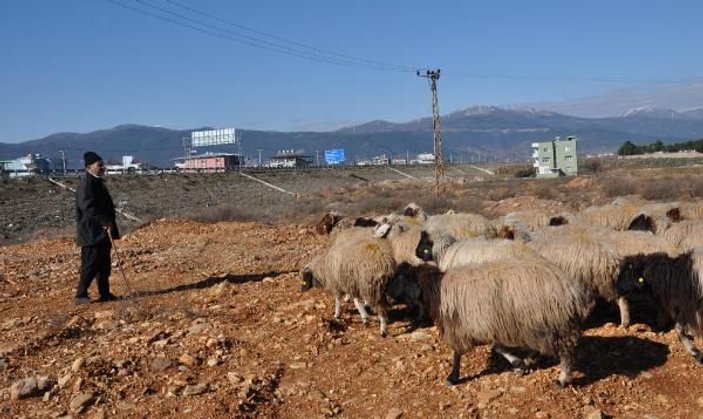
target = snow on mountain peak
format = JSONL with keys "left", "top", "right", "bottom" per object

{"left": 619, "top": 106, "right": 677, "bottom": 118}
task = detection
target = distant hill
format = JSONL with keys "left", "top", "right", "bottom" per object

{"left": 2, "top": 106, "right": 703, "bottom": 168}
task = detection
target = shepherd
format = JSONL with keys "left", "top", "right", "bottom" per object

{"left": 74, "top": 151, "right": 121, "bottom": 304}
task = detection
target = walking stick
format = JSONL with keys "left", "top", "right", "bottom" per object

{"left": 106, "top": 227, "right": 139, "bottom": 298}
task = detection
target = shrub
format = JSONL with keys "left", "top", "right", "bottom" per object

{"left": 602, "top": 176, "right": 637, "bottom": 198}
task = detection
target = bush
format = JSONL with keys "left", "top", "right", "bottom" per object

{"left": 514, "top": 168, "right": 535, "bottom": 178}
{"left": 601, "top": 177, "right": 637, "bottom": 198}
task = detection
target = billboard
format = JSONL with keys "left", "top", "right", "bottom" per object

{"left": 324, "top": 149, "right": 345, "bottom": 165}
{"left": 191, "top": 128, "right": 237, "bottom": 147}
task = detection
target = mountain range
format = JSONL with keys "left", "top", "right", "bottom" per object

{"left": 2, "top": 106, "right": 703, "bottom": 168}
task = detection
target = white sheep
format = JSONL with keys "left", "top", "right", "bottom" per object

{"left": 301, "top": 232, "right": 396, "bottom": 336}
{"left": 388, "top": 257, "right": 588, "bottom": 387}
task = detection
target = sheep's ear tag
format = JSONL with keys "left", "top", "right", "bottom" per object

{"left": 423, "top": 248, "right": 430, "bottom": 254}
{"left": 638, "top": 277, "right": 645, "bottom": 283}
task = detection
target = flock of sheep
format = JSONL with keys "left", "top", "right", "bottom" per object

{"left": 300, "top": 197, "right": 703, "bottom": 387}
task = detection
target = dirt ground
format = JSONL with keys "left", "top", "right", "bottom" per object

{"left": 3, "top": 164, "right": 703, "bottom": 418}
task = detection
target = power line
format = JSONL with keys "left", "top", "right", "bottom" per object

{"left": 107, "top": 0, "right": 417, "bottom": 73}
{"left": 163, "top": 0, "right": 416, "bottom": 73}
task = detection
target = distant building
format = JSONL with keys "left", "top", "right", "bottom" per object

{"left": 175, "top": 152, "right": 243, "bottom": 172}
{"left": 371, "top": 154, "right": 391, "bottom": 166}
{"left": 0, "top": 154, "right": 51, "bottom": 177}
{"left": 412, "top": 153, "right": 435, "bottom": 165}
{"left": 266, "top": 150, "right": 312, "bottom": 168}
{"left": 532, "top": 136, "right": 578, "bottom": 178}
{"left": 105, "top": 155, "right": 152, "bottom": 174}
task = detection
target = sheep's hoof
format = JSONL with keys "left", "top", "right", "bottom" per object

{"left": 553, "top": 379, "right": 570, "bottom": 389}
{"left": 694, "top": 352, "right": 703, "bottom": 365}
{"left": 619, "top": 322, "right": 631, "bottom": 330}
{"left": 445, "top": 376, "right": 459, "bottom": 386}
{"left": 379, "top": 330, "right": 387, "bottom": 338}
{"left": 509, "top": 359, "right": 526, "bottom": 375}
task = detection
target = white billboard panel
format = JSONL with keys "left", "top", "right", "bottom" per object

{"left": 191, "top": 128, "right": 237, "bottom": 147}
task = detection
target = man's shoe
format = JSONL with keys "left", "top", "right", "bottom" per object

{"left": 75, "top": 297, "right": 90, "bottom": 305}
{"left": 97, "top": 293, "right": 121, "bottom": 302}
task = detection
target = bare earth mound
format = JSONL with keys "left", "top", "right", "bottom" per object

{"left": 2, "top": 218, "right": 703, "bottom": 418}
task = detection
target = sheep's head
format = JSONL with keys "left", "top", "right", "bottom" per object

{"left": 627, "top": 213, "right": 655, "bottom": 234}
{"left": 353, "top": 217, "right": 379, "bottom": 228}
{"left": 386, "top": 262, "right": 421, "bottom": 305}
{"left": 549, "top": 216, "right": 568, "bottom": 226}
{"left": 616, "top": 255, "right": 652, "bottom": 296}
{"left": 403, "top": 203, "right": 422, "bottom": 217}
{"left": 415, "top": 231, "right": 434, "bottom": 262}
{"left": 315, "top": 212, "right": 344, "bottom": 235}
{"left": 497, "top": 225, "right": 516, "bottom": 240}
{"left": 666, "top": 207, "right": 682, "bottom": 223}
{"left": 300, "top": 267, "right": 318, "bottom": 292}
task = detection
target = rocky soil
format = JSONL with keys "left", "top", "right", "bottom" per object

{"left": 2, "top": 215, "right": 703, "bottom": 418}
{"left": 3, "top": 164, "right": 703, "bottom": 417}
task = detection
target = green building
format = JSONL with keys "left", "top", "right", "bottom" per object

{"left": 531, "top": 136, "right": 578, "bottom": 178}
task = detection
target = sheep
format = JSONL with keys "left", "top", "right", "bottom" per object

{"left": 382, "top": 221, "right": 424, "bottom": 266}
{"left": 626, "top": 206, "right": 680, "bottom": 234}
{"left": 572, "top": 199, "right": 644, "bottom": 231}
{"left": 388, "top": 258, "right": 588, "bottom": 387}
{"left": 495, "top": 210, "right": 572, "bottom": 232}
{"left": 402, "top": 202, "right": 429, "bottom": 222}
{"left": 679, "top": 201, "right": 703, "bottom": 221}
{"left": 314, "top": 211, "right": 381, "bottom": 237}
{"left": 662, "top": 220, "right": 703, "bottom": 252}
{"left": 527, "top": 231, "right": 626, "bottom": 326}
{"left": 595, "top": 230, "right": 679, "bottom": 258}
{"left": 616, "top": 251, "right": 703, "bottom": 364}
{"left": 423, "top": 212, "right": 498, "bottom": 239}
{"left": 415, "top": 230, "right": 538, "bottom": 271}
{"left": 301, "top": 233, "right": 396, "bottom": 336}
{"left": 526, "top": 226, "right": 678, "bottom": 328}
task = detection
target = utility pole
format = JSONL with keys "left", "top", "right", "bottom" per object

{"left": 417, "top": 68, "right": 444, "bottom": 188}
{"left": 58, "top": 149, "right": 67, "bottom": 176}
{"left": 256, "top": 149, "right": 263, "bottom": 167}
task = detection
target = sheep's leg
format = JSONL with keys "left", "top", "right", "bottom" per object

{"left": 376, "top": 306, "right": 388, "bottom": 338}
{"left": 353, "top": 298, "right": 370, "bottom": 326}
{"left": 446, "top": 351, "right": 462, "bottom": 385}
{"left": 617, "top": 296, "right": 631, "bottom": 328}
{"left": 675, "top": 322, "right": 703, "bottom": 363}
{"left": 333, "top": 295, "right": 342, "bottom": 319}
{"left": 556, "top": 352, "right": 574, "bottom": 388}
{"left": 493, "top": 345, "right": 527, "bottom": 374}
{"left": 654, "top": 310, "right": 671, "bottom": 332}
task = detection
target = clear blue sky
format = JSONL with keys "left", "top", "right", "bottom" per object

{"left": 1, "top": 0, "right": 701, "bottom": 142}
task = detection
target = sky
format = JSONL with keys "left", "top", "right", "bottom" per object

{"left": 1, "top": 0, "right": 702, "bottom": 142}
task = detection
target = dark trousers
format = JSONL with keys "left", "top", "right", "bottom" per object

{"left": 76, "top": 239, "right": 112, "bottom": 298}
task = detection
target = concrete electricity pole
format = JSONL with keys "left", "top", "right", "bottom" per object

{"left": 59, "top": 149, "right": 67, "bottom": 175}
{"left": 256, "top": 149, "right": 263, "bottom": 167}
{"left": 417, "top": 68, "right": 444, "bottom": 188}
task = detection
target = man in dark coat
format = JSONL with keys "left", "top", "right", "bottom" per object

{"left": 75, "top": 151, "right": 120, "bottom": 304}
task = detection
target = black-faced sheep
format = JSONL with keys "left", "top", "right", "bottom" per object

{"left": 301, "top": 233, "right": 396, "bottom": 336}
{"left": 616, "top": 251, "right": 703, "bottom": 364}
{"left": 388, "top": 258, "right": 588, "bottom": 387}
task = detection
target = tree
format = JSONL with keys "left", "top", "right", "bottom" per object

{"left": 617, "top": 141, "right": 640, "bottom": 156}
